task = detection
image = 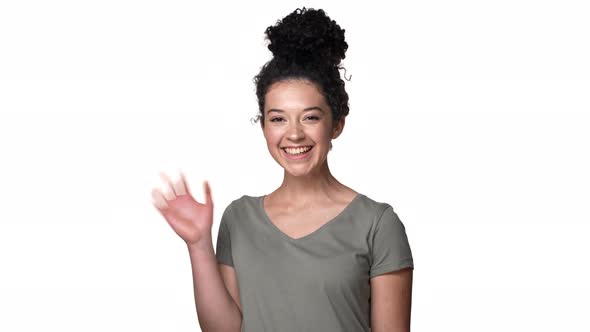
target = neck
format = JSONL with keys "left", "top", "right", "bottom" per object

{"left": 274, "top": 159, "right": 344, "bottom": 203}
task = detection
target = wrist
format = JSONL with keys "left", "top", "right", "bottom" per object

{"left": 186, "top": 236, "right": 214, "bottom": 254}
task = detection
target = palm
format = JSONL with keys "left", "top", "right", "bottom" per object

{"left": 152, "top": 171, "right": 214, "bottom": 246}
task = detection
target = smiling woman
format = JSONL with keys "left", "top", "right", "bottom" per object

{"left": 262, "top": 79, "right": 338, "bottom": 173}
{"left": 152, "top": 6, "right": 414, "bottom": 332}
{"left": 220, "top": 7, "right": 413, "bottom": 332}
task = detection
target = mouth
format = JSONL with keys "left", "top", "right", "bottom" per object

{"left": 281, "top": 145, "right": 313, "bottom": 160}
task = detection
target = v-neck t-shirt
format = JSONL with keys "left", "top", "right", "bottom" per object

{"left": 215, "top": 193, "right": 414, "bottom": 332}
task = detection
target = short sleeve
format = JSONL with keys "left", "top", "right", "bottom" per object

{"left": 370, "top": 205, "right": 414, "bottom": 278}
{"left": 215, "top": 203, "right": 234, "bottom": 267}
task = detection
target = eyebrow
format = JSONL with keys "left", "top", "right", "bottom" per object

{"left": 267, "top": 106, "right": 325, "bottom": 115}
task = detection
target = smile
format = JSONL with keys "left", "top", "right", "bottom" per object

{"left": 281, "top": 146, "right": 313, "bottom": 160}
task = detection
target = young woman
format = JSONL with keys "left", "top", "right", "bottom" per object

{"left": 152, "top": 7, "right": 414, "bottom": 332}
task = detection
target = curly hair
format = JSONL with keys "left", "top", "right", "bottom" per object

{"left": 252, "top": 7, "right": 351, "bottom": 129}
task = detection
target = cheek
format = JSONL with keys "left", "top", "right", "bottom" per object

{"left": 264, "top": 131, "right": 282, "bottom": 145}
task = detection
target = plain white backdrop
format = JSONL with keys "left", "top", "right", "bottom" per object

{"left": 1, "top": 0, "right": 589, "bottom": 331}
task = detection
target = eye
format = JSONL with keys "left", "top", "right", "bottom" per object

{"left": 269, "top": 116, "right": 318, "bottom": 122}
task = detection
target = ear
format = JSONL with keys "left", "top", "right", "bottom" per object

{"left": 331, "top": 116, "right": 345, "bottom": 139}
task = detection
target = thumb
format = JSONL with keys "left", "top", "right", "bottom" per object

{"left": 203, "top": 180, "right": 213, "bottom": 207}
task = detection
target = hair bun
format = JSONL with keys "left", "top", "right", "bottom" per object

{"left": 265, "top": 7, "right": 348, "bottom": 67}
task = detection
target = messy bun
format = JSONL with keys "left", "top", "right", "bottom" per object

{"left": 252, "top": 7, "right": 351, "bottom": 128}
{"left": 265, "top": 8, "right": 348, "bottom": 67}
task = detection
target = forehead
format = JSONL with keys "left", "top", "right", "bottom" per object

{"left": 265, "top": 80, "right": 327, "bottom": 112}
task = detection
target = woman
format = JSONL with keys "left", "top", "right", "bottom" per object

{"left": 152, "top": 7, "right": 414, "bottom": 332}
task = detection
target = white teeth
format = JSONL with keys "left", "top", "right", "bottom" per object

{"left": 283, "top": 146, "right": 312, "bottom": 155}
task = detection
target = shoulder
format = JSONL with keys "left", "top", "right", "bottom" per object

{"left": 355, "top": 193, "right": 394, "bottom": 221}
{"left": 355, "top": 194, "right": 407, "bottom": 238}
{"left": 220, "top": 194, "right": 261, "bottom": 224}
{"left": 228, "top": 194, "right": 260, "bottom": 210}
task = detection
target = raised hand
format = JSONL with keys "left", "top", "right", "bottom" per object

{"left": 151, "top": 170, "right": 214, "bottom": 247}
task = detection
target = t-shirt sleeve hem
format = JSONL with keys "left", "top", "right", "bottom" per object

{"left": 216, "top": 259, "right": 234, "bottom": 267}
{"left": 369, "top": 259, "right": 414, "bottom": 278}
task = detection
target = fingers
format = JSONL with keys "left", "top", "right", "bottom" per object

{"left": 172, "top": 175, "right": 187, "bottom": 196}
{"left": 158, "top": 171, "right": 177, "bottom": 200}
{"left": 155, "top": 170, "right": 206, "bottom": 205}
{"left": 177, "top": 169, "right": 191, "bottom": 197}
{"left": 151, "top": 188, "right": 169, "bottom": 211}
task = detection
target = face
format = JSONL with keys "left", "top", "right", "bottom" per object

{"left": 262, "top": 79, "right": 345, "bottom": 176}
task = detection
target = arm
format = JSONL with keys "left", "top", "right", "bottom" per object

{"left": 370, "top": 267, "right": 413, "bottom": 332}
{"left": 151, "top": 172, "right": 241, "bottom": 331}
{"left": 187, "top": 238, "right": 242, "bottom": 332}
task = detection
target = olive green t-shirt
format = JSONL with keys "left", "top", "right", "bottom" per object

{"left": 215, "top": 193, "right": 414, "bottom": 332}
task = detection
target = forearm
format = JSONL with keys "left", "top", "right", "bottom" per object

{"left": 187, "top": 238, "right": 242, "bottom": 332}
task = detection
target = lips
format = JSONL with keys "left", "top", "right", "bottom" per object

{"left": 282, "top": 146, "right": 313, "bottom": 154}
{"left": 281, "top": 145, "right": 313, "bottom": 160}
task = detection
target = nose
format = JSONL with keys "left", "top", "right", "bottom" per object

{"left": 286, "top": 121, "right": 305, "bottom": 140}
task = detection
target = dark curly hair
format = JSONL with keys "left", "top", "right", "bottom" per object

{"left": 252, "top": 7, "right": 351, "bottom": 129}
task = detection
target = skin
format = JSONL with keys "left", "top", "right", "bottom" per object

{"left": 260, "top": 79, "right": 355, "bottom": 208}
{"left": 151, "top": 78, "right": 413, "bottom": 331}
{"left": 261, "top": 79, "right": 413, "bottom": 331}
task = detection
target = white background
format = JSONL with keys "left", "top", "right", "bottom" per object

{"left": 1, "top": 0, "right": 589, "bottom": 331}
